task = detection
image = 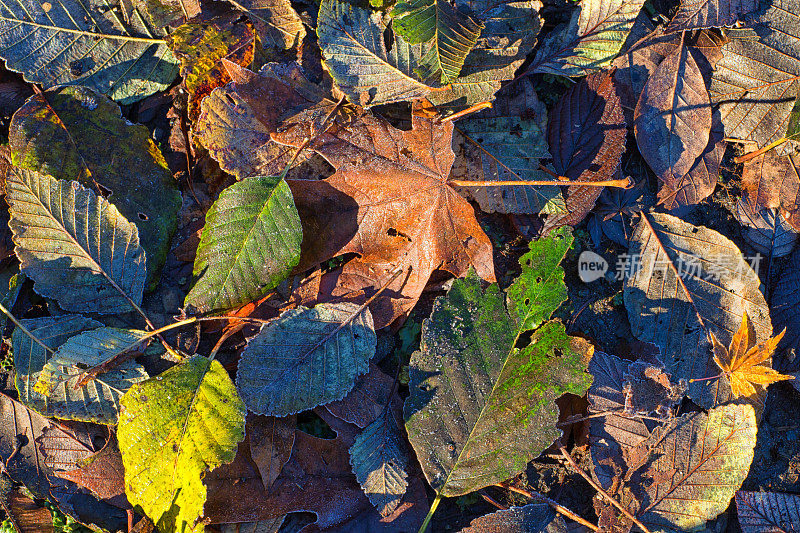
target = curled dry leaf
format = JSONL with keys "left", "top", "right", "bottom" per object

{"left": 711, "top": 311, "right": 792, "bottom": 399}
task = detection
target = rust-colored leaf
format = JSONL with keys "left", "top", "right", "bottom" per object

{"left": 277, "top": 103, "right": 496, "bottom": 325}
{"left": 741, "top": 152, "right": 800, "bottom": 232}
{"left": 246, "top": 414, "right": 296, "bottom": 492}
{"left": 56, "top": 436, "right": 130, "bottom": 510}
{"left": 711, "top": 311, "right": 792, "bottom": 399}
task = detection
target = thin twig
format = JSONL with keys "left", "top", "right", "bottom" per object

{"left": 733, "top": 137, "right": 788, "bottom": 163}
{"left": 208, "top": 323, "right": 245, "bottom": 363}
{"left": 495, "top": 482, "right": 599, "bottom": 531}
{"left": 441, "top": 102, "right": 493, "bottom": 122}
{"left": 447, "top": 176, "right": 634, "bottom": 189}
{"left": 479, "top": 491, "right": 508, "bottom": 510}
{"left": 558, "top": 443, "right": 652, "bottom": 533}
{"left": 557, "top": 410, "right": 670, "bottom": 427}
{"left": 0, "top": 301, "right": 53, "bottom": 354}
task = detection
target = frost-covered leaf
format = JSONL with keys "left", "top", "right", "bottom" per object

{"left": 668, "top": 0, "right": 760, "bottom": 32}
{"left": 0, "top": 0, "right": 178, "bottom": 103}
{"left": 185, "top": 175, "right": 302, "bottom": 313}
{"left": 629, "top": 404, "right": 757, "bottom": 530}
{"left": 9, "top": 86, "right": 182, "bottom": 283}
{"left": 32, "top": 327, "right": 151, "bottom": 425}
{"left": 735, "top": 491, "right": 800, "bottom": 532}
{"left": 349, "top": 409, "right": 409, "bottom": 517}
{"left": 168, "top": 14, "right": 256, "bottom": 120}
{"left": 222, "top": 0, "right": 305, "bottom": 50}
{"left": 710, "top": 1, "right": 800, "bottom": 155}
{"left": 634, "top": 39, "right": 712, "bottom": 188}
{"left": 451, "top": 80, "right": 565, "bottom": 215}
{"left": 247, "top": 414, "right": 296, "bottom": 491}
{"left": 740, "top": 152, "right": 800, "bottom": 232}
{"left": 196, "top": 61, "right": 336, "bottom": 180}
{"left": 425, "top": 0, "right": 542, "bottom": 114}
{"left": 318, "top": 0, "right": 430, "bottom": 106}
{"left": 119, "top": 356, "right": 246, "bottom": 532}
{"left": 391, "top": 0, "right": 483, "bottom": 83}
{"left": 460, "top": 503, "right": 565, "bottom": 533}
{"left": 530, "top": 0, "right": 647, "bottom": 76}
{"left": 736, "top": 201, "right": 798, "bottom": 260}
{"left": 236, "top": 302, "right": 376, "bottom": 416}
{"left": 771, "top": 246, "right": 800, "bottom": 369}
{"left": 543, "top": 70, "right": 626, "bottom": 230}
{"left": 405, "top": 230, "right": 593, "bottom": 497}
{"left": 6, "top": 168, "right": 146, "bottom": 315}
{"left": 624, "top": 213, "right": 773, "bottom": 410}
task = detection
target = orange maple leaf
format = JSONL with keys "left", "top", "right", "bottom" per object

{"left": 711, "top": 312, "right": 792, "bottom": 399}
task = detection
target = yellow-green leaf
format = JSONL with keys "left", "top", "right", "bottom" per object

{"left": 118, "top": 356, "right": 246, "bottom": 532}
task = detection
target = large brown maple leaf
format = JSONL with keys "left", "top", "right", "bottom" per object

{"left": 275, "top": 103, "right": 496, "bottom": 326}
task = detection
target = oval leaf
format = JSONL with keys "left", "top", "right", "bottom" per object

{"left": 118, "top": 356, "right": 246, "bottom": 532}
{"left": 185, "top": 175, "right": 302, "bottom": 313}
{"left": 735, "top": 490, "right": 800, "bottom": 531}
{"left": 236, "top": 302, "right": 376, "bottom": 416}
{"left": 6, "top": 168, "right": 146, "bottom": 315}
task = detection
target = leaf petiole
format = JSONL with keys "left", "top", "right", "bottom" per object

{"left": 417, "top": 492, "right": 442, "bottom": 533}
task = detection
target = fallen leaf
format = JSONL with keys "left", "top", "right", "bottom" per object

{"left": 247, "top": 414, "right": 296, "bottom": 491}
{"left": 221, "top": 0, "right": 305, "bottom": 50}
{"left": 0, "top": 475, "right": 54, "bottom": 533}
{"left": 711, "top": 311, "right": 791, "bottom": 399}
{"left": 710, "top": 0, "right": 800, "bottom": 155}
{"left": 325, "top": 363, "right": 396, "bottom": 429}
{"left": 530, "top": 0, "right": 647, "bottom": 76}
{"left": 634, "top": 38, "right": 712, "bottom": 191}
{"left": 771, "top": 246, "right": 800, "bottom": 370}
{"left": 735, "top": 201, "right": 797, "bottom": 260}
{"left": 57, "top": 435, "right": 130, "bottom": 510}
{"left": 735, "top": 490, "right": 800, "bottom": 531}
{"left": 276, "top": 104, "right": 496, "bottom": 324}
{"left": 0, "top": 0, "right": 179, "bottom": 103}
{"left": 459, "top": 503, "right": 565, "bottom": 533}
{"left": 9, "top": 86, "right": 182, "bottom": 283}
{"left": 741, "top": 152, "right": 800, "bottom": 232}
{"left": 118, "top": 356, "right": 246, "bottom": 532}
{"left": 667, "top": 0, "right": 760, "bottom": 32}
{"left": 405, "top": 230, "right": 593, "bottom": 497}
{"left": 543, "top": 69, "right": 626, "bottom": 230}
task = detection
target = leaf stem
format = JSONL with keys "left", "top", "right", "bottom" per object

{"left": 733, "top": 137, "right": 789, "bottom": 163}
{"left": 0, "top": 300, "right": 54, "bottom": 354}
{"left": 441, "top": 102, "right": 493, "bottom": 122}
{"left": 447, "top": 176, "right": 634, "bottom": 188}
{"left": 558, "top": 443, "right": 652, "bottom": 533}
{"left": 495, "top": 483, "right": 599, "bottom": 531}
{"left": 417, "top": 492, "right": 442, "bottom": 533}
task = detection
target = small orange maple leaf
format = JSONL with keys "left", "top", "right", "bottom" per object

{"left": 710, "top": 312, "right": 792, "bottom": 399}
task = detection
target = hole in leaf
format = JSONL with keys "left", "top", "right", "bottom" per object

{"left": 138, "top": 212, "right": 149, "bottom": 221}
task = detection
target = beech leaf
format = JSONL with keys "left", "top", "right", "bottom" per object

{"left": 236, "top": 302, "right": 376, "bottom": 416}
{"left": 6, "top": 169, "right": 146, "bottom": 315}
{"left": 667, "top": 0, "right": 760, "bottom": 32}
{"left": 735, "top": 491, "right": 800, "bottom": 531}
{"left": 459, "top": 503, "right": 565, "bottom": 533}
{"left": 222, "top": 0, "right": 305, "bottom": 50}
{"left": 118, "top": 356, "right": 246, "bottom": 532}
{"left": 404, "top": 229, "right": 593, "bottom": 497}
{"left": 185, "top": 175, "right": 302, "bottom": 313}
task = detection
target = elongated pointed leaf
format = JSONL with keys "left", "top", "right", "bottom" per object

{"left": 530, "top": 0, "right": 647, "bottom": 76}
{"left": 631, "top": 404, "right": 757, "bottom": 530}
{"left": 318, "top": 0, "right": 431, "bottom": 106}
{"left": 709, "top": 1, "right": 800, "bottom": 154}
{"left": 32, "top": 327, "right": 151, "bottom": 425}
{"left": 624, "top": 213, "right": 773, "bottom": 410}
{"left": 736, "top": 491, "right": 800, "bottom": 531}
{"left": 6, "top": 168, "right": 146, "bottom": 315}
{"left": 391, "top": 0, "right": 483, "bottom": 83}
{"left": 0, "top": 0, "right": 178, "bottom": 104}
{"left": 236, "top": 302, "right": 376, "bottom": 416}
{"left": 185, "top": 175, "right": 302, "bottom": 313}
{"left": 119, "top": 356, "right": 246, "bottom": 532}
{"left": 349, "top": 410, "right": 409, "bottom": 517}
{"left": 405, "top": 230, "right": 592, "bottom": 497}
{"left": 9, "top": 87, "right": 182, "bottom": 283}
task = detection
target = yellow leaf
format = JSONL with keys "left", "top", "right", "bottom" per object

{"left": 711, "top": 312, "right": 792, "bottom": 399}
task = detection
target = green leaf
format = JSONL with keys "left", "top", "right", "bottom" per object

{"left": 318, "top": 0, "right": 431, "bottom": 106}
{"left": 6, "top": 168, "right": 147, "bottom": 315}
{"left": 236, "top": 302, "right": 376, "bottom": 416}
{"left": 349, "top": 410, "right": 410, "bottom": 517}
{"left": 425, "top": 0, "right": 541, "bottom": 114}
{"left": 0, "top": 0, "right": 178, "bottom": 104}
{"left": 225, "top": 0, "right": 306, "bottom": 50}
{"left": 12, "top": 316, "right": 147, "bottom": 425}
{"left": 453, "top": 85, "right": 565, "bottom": 215}
{"left": 9, "top": 87, "right": 182, "bottom": 285}
{"left": 404, "top": 229, "right": 592, "bottom": 497}
{"left": 530, "top": 0, "right": 647, "bottom": 77}
{"left": 33, "top": 328, "right": 152, "bottom": 420}
{"left": 119, "top": 356, "right": 246, "bottom": 532}
{"left": 185, "top": 175, "right": 301, "bottom": 313}
{"left": 391, "top": 0, "right": 483, "bottom": 83}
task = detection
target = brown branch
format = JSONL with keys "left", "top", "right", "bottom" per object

{"left": 441, "top": 102, "right": 493, "bottom": 122}
{"left": 495, "top": 482, "right": 599, "bottom": 531}
{"left": 448, "top": 176, "right": 634, "bottom": 188}
{"left": 558, "top": 443, "right": 652, "bottom": 533}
